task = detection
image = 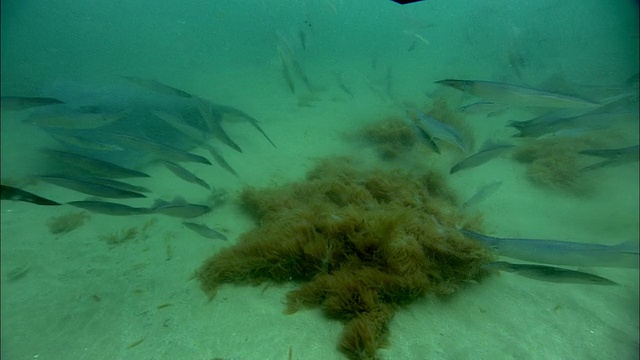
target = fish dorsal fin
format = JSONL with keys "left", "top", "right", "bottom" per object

{"left": 152, "top": 198, "right": 170, "bottom": 208}
{"left": 171, "top": 196, "right": 188, "bottom": 205}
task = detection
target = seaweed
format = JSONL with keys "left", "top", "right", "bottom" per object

{"left": 512, "top": 138, "right": 594, "bottom": 194}
{"left": 196, "top": 157, "right": 492, "bottom": 360}
{"left": 100, "top": 226, "right": 139, "bottom": 247}
{"left": 352, "top": 117, "right": 418, "bottom": 160}
{"left": 47, "top": 211, "right": 90, "bottom": 235}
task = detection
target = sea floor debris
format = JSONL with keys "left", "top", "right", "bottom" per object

{"left": 196, "top": 157, "right": 492, "bottom": 359}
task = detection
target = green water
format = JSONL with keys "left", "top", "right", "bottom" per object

{"left": 1, "top": 1, "right": 638, "bottom": 359}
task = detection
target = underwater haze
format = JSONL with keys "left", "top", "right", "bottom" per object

{"left": 1, "top": 1, "right": 639, "bottom": 359}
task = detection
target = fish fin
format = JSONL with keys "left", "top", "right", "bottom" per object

{"left": 151, "top": 198, "right": 170, "bottom": 208}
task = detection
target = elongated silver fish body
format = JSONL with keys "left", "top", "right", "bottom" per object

{"left": 436, "top": 79, "right": 600, "bottom": 108}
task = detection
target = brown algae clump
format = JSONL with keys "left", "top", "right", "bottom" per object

{"left": 354, "top": 117, "right": 417, "bottom": 160}
{"left": 47, "top": 211, "right": 90, "bottom": 235}
{"left": 196, "top": 157, "right": 492, "bottom": 360}
{"left": 512, "top": 138, "right": 595, "bottom": 194}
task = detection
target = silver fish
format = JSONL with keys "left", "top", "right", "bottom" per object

{"left": 1, "top": 96, "right": 64, "bottom": 111}
{"left": 68, "top": 200, "right": 151, "bottom": 216}
{"left": 460, "top": 181, "right": 502, "bottom": 210}
{"left": 458, "top": 101, "right": 509, "bottom": 116}
{"left": 47, "top": 132, "right": 124, "bottom": 152}
{"left": 280, "top": 57, "right": 296, "bottom": 94}
{"left": 292, "top": 58, "right": 314, "bottom": 92}
{"left": 150, "top": 110, "right": 208, "bottom": 143}
{"left": 580, "top": 155, "right": 639, "bottom": 172}
{"left": 436, "top": 79, "right": 600, "bottom": 108}
{"left": 276, "top": 31, "right": 295, "bottom": 62}
{"left": 298, "top": 28, "right": 307, "bottom": 51}
{"left": 486, "top": 261, "right": 618, "bottom": 285}
{"left": 108, "top": 132, "right": 212, "bottom": 165}
{"left": 1, "top": 184, "right": 60, "bottom": 206}
{"left": 403, "top": 115, "right": 440, "bottom": 154}
{"left": 151, "top": 198, "right": 212, "bottom": 218}
{"left": 450, "top": 141, "right": 514, "bottom": 174}
{"left": 336, "top": 71, "right": 354, "bottom": 99}
{"left": 36, "top": 175, "right": 146, "bottom": 199}
{"left": 579, "top": 145, "right": 639, "bottom": 159}
{"left": 211, "top": 104, "right": 276, "bottom": 148}
{"left": 195, "top": 98, "right": 243, "bottom": 153}
{"left": 150, "top": 110, "right": 238, "bottom": 177}
{"left": 41, "top": 149, "right": 150, "bottom": 178}
{"left": 461, "top": 229, "right": 639, "bottom": 268}
{"left": 510, "top": 110, "right": 636, "bottom": 138}
{"left": 25, "top": 111, "right": 128, "bottom": 129}
{"left": 123, "top": 76, "right": 193, "bottom": 98}
{"left": 203, "top": 144, "right": 239, "bottom": 177}
{"left": 416, "top": 112, "right": 468, "bottom": 152}
{"left": 182, "top": 222, "right": 228, "bottom": 241}
{"left": 83, "top": 177, "right": 151, "bottom": 194}
{"left": 160, "top": 160, "right": 210, "bottom": 190}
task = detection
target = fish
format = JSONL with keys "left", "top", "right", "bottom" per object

{"left": 41, "top": 149, "right": 150, "bottom": 178}
{"left": 182, "top": 221, "right": 228, "bottom": 241}
{"left": 275, "top": 31, "right": 295, "bottom": 63}
{"left": 1, "top": 184, "right": 61, "bottom": 205}
{"left": 336, "top": 71, "right": 354, "bottom": 98}
{"left": 150, "top": 110, "right": 238, "bottom": 177}
{"left": 68, "top": 200, "right": 151, "bottom": 216}
{"left": 402, "top": 115, "right": 440, "bottom": 154}
{"left": 460, "top": 181, "right": 502, "bottom": 210}
{"left": 578, "top": 145, "right": 639, "bottom": 159}
{"left": 435, "top": 79, "right": 600, "bottom": 108}
{"left": 486, "top": 261, "right": 618, "bottom": 285}
{"left": 151, "top": 197, "right": 212, "bottom": 218}
{"left": 458, "top": 101, "right": 506, "bottom": 115}
{"left": 24, "top": 111, "right": 129, "bottom": 129}
{"left": 203, "top": 144, "right": 239, "bottom": 177}
{"left": 416, "top": 112, "right": 468, "bottom": 152}
{"left": 47, "top": 132, "right": 124, "bottom": 152}
{"left": 450, "top": 141, "right": 515, "bottom": 174}
{"left": 160, "top": 160, "right": 210, "bottom": 190}
{"left": 108, "top": 132, "right": 212, "bottom": 165}
{"left": 460, "top": 229, "right": 639, "bottom": 268}
{"left": 82, "top": 177, "right": 151, "bottom": 194}
{"left": 123, "top": 76, "right": 193, "bottom": 98}
{"left": 507, "top": 107, "right": 594, "bottom": 135}
{"left": 211, "top": 104, "right": 277, "bottom": 148}
{"left": 150, "top": 110, "right": 208, "bottom": 143}
{"left": 1, "top": 96, "right": 64, "bottom": 111}
{"left": 511, "top": 93, "right": 638, "bottom": 137}
{"left": 298, "top": 28, "right": 307, "bottom": 51}
{"left": 403, "top": 30, "right": 430, "bottom": 52}
{"left": 276, "top": 31, "right": 313, "bottom": 92}
{"left": 195, "top": 98, "right": 243, "bottom": 153}
{"left": 291, "top": 58, "right": 315, "bottom": 92}
{"left": 509, "top": 110, "right": 636, "bottom": 138}
{"left": 280, "top": 57, "right": 296, "bottom": 93}
{"left": 580, "top": 156, "right": 639, "bottom": 172}
{"left": 35, "top": 175, "right": 147, "bottom": 199}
